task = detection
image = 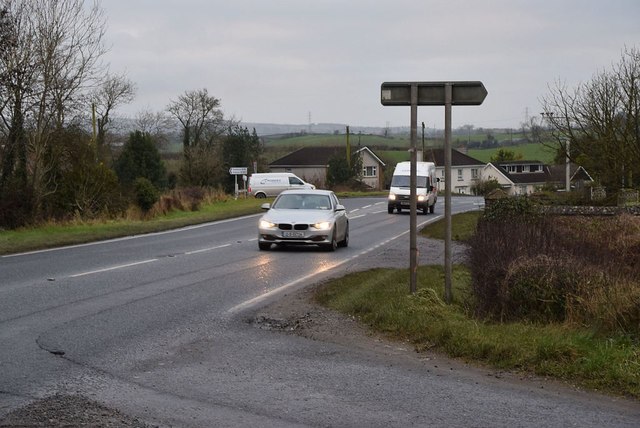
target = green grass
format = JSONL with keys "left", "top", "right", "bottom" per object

{"left": 0, "top": 197, "right": 269, "bottom": 255}
{"left": 420, "top": 211, "right": 482, "bottom": 241}
{"left": 314, "top": 265, "right": 640, "bottom": 399}
{"left": 263, "top": 134, "right": 411, "bottom": 149}
{"left": 468, "top": 142, "right": 558, "bottom": 163}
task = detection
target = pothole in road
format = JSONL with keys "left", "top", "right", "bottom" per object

{"left": 251, "top": 314, "right": 313, "bottom": 331}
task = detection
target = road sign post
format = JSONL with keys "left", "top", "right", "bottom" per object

{"left": 381, "top": 81, "right": 487, "bottom": 301}
{"left": 229, "top": 167, "right": 248, "bottom": 200}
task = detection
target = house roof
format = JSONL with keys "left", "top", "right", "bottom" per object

{"left": 487, "top": 162, "right": 594, "bottom": 186}
{"left": 270, "top": 146, "right": 385, "bottom": 167}
{"left": 355, "top": 146, "right": 386, "bottom": 166}
{"left": 423, "top": 148, "right": 485, "bottom": 167}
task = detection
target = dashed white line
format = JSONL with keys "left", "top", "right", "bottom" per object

{"left": 185, "top": 243, "right": 232, "bottom": 255}
{"left": 70, "top": 259, "right": 158, "bottom": 278}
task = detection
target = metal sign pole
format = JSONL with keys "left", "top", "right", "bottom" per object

{"left": 444, "top": 83, "right": 453, "bottom": 304}
{"left": 409, "top": 83, "right": 418, "bottom": 294}
{"left": 380, "top": 81, "right": 487, "bottom": 298}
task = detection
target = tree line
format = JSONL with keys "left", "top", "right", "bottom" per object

{"left": 0, "top": 0, "right": 262, "bottom": 229}
{"left": 534, "top": 46, "right": 640, "bottom": 193}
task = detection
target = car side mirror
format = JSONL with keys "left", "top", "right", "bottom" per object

{"left": 261, "top": 203, "right": 271, "bottom": 210}
{"left": 335, "top": 204, "right": 345, "bottom": 211}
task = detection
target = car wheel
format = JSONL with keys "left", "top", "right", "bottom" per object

{"left": 338, "top": 224, "right": 349, "bottom": 247}
{"left": 324, "top": 230, "right": 337, "bottom": 251}
{"left": 258, "top": 242, "right": 271, "bottom": 250}
{"left": 255, "top": 193, "right": 266, "bottom": 199}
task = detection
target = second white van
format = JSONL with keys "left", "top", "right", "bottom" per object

{"left": 388, "top": 161, "right": 437, "bottom": 214}
{"left": 248, "top": 173, "right": 315, "bottom": 198}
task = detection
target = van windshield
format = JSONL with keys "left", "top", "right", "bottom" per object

{"left": 391, "top": 175, "right": 429, "bottom": 188}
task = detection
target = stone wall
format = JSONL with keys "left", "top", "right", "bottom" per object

{"left": 537, "top": 205, "right": 640, "bottom": 216}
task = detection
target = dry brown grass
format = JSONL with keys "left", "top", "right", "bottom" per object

{"left": 469, "top": 213, "right": 640, "bottom": 338}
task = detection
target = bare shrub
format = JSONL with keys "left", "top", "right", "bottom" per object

{"left": 468, "top": 213, "right": 640, "bottom": 337}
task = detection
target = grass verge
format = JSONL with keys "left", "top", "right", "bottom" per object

{"left": 420, "top": 210, "right": 482, "bottom": 241}
{"left": 0, "top": 197, "right": 269, "bottom": 255}
{"left": 314, "top": 265, "right": 640, "bottom": 399}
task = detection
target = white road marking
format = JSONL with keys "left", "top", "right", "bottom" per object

{"left": 227, "top": 214, "right": 444, "bottom": 314}
{"left": 70, "top": 259, "right": 158, "bottom": 278}
{"left": 185, "top": 243, "right": 232, "bottom": 255}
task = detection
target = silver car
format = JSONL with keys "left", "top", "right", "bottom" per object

{"left": 258, "top": 189, "right": 349, "bottom": 251}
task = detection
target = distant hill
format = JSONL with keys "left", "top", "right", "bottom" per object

{"left": 239, "top": 122, "right": 412, "bottom": 136}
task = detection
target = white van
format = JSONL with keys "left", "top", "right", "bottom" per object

{"left": 388, "top": 161, "right": 437, "bottom": 214}
{"left": 248, "top": 173, "right": 315, "bottom": 198}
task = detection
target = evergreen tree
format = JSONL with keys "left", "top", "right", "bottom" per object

{"left": 114, "top": 131, "right": 167, "bottom": 189}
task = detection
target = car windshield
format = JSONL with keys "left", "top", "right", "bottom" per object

{"left": 391, "top": 175, "right": 429, "bottom": 188}
{"left": 273, "top": 194, "right": 332, "bottom": 210}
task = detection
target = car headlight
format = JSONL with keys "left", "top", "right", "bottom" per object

{"left": 259, "top": 219, "right": 276, "bottom": 229}
{"left": 417, "top": 195, "right": 425, "bottom": 202}
{"left": 388, "top": 193, "right": 396, "bottom": 201}
{"left": 313, "top": 221, "right": 331, "bottom": 230}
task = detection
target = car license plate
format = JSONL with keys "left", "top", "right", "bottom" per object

{"left": 282, "top": 231, "right": 304, "bottom": 238}
{"left": 401, "top": 201, "right": 410, "bottom": 205}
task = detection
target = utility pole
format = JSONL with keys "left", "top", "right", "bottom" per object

{"left": 421, "top": 122, "right": 425, "bottom": 162}
{"left": 346, "top": 125, "right": 351, "bottom": 167}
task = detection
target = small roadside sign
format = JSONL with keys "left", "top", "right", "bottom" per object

{"left": 229, "top": 167, "right": 248, "bottom": 175}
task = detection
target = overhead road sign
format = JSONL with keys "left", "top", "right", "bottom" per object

{"left": 381, "top": 81, "right": 487, "bottom": 106}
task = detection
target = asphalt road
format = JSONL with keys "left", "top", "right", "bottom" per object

{"left": 1, "top": 196, "right": 639, "bottom": 427}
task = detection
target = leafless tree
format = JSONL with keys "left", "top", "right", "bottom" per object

{"left": 166, "top": 88, "right": 224, "bottom": 152}
{"left": 134, "top": 108, "right": 172, "bottom": 150}
{"left": 0, "top": 0, "right": 109, "bottom": 223}
{"left": 540, "top": 46, "right": 640, "bottom": 190}
{"left": 166, "top": 88, "right": 226, "bottom": 185}
{"left": 91, "top": 72, "right": 136, "bottom": 159}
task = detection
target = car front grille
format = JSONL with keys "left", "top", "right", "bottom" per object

{"left": 278, "top": 223, "right": 309, "bottom": 230}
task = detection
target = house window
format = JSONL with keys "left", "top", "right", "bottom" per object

{"left": 363, "top": 165, "right": 377, "bottom": 177}
{"left": 471, "top": 168, "right": 479, "bottom": 179}
{"left": 457, "top": 169, "right": 463, "bottom": 181}
{"left": 441, "top": 169, "right": 445, "bottom": 178}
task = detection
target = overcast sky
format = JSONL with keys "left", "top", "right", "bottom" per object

{"left": 101, "top": 0, "right": 640, "bottom": 130}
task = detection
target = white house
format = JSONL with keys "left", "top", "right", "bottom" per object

{"left": 483, "top": 160, "right": 594, "bottom": 195}
{"left": 423, "top": 148, "right": 486, "bottom": 194}
{"left": 269, "top": 146, "right": 386, "bottom": 189}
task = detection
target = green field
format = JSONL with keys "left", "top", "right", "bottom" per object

{"left": 263, "top": 133, "right": 559, "bottom": 166}
{"left": 468, "top": 142, "right": 558, "bottom": 163}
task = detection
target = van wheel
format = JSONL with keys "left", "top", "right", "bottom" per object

{"left": 255, "top": 193, "right": 266, "bottom": 199}
{"left": 388, "top": 205, "right": 394, "bottom": 214}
